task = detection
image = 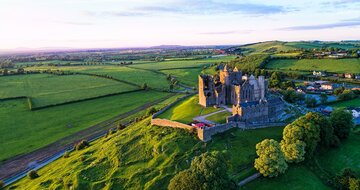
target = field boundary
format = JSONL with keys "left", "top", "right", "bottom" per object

{"left": 30, "top": 89, "right": 144, "bottom": 110}
{"left": 0, "top": 92, "right": 175, "bottom": 182}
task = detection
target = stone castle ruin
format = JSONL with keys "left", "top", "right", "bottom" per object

{"left": 199, "top": 65, "right": 284, "bottom": 124}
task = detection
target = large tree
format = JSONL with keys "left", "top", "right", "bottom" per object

{"left": 168, "top": 151, "right": 236, "bottom": 190}
{"left": 254, "top": 139, "right": 288, "bottom": 177}
{"left": 331, "top": 109, "right": 354, "bottom": 139}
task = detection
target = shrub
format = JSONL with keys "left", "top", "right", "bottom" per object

{"left": 146, "top": 107, "right": 158, "bottom": 116}
{"left": 75, "top": 140, "right": 90, "bottom": 150}
{"left": 63, "top": 151, "right": 70, "bottom": 158}
{"left": 0, "top": 180, "right": 4, "bottom": 188}
{"left": 117, "top": 123, "right": 126, "bottom": 130}
{"left": 28, "top": 170, "right": 39, "bottom": 179}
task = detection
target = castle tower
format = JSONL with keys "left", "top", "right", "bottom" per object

{"left": 220, "top": 64, "right": 230, "bottom": 86}
{"left": 248, "top": 74, "right": 260, "bottom": 100}
{"left": 230, "top": 67, "right": 242, "bottom": 85}
{"left": 258, "top": 76, "right": 265, "bottom": 100}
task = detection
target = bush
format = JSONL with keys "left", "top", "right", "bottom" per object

{"left": 0, "top": 180, "right": 4, "bottom": 188}
{"left": 75, "top": 140, "right": 90, "bottom": 150}
{"left": 63, "top": 151, "right": 70, "bottom": 158}
{"left": 146, "top": 107, "right": 158, "bottom": 116}
{"left": 28, "top": 170, "right": 39, "bottom": 179}
{"left": 117, "top": 123, "right": 126, "bottom": 130}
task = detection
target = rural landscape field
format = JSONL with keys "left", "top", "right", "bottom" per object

{"left": 1, "top": 0, "right": 360, "bottom": 189}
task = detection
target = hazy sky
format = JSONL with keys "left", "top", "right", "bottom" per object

{"left": 0, "top": 0, "right": 359, "bottom": 49}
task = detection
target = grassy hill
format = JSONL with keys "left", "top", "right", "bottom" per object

{"left": 10, "top": 118, "right": 286, "bottom": 189}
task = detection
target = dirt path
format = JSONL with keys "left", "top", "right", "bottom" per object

{"left": 238, "top": 173, "right": 261, "bottom": 187}
{"left": 0, "top": 93, "right": 175, "bottom": 180}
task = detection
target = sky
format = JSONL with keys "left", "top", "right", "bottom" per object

{"left": 0, "top": 0, "right": 359, "bottom": 49}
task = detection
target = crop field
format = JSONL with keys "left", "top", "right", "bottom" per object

{"left": 0, "top": 74, "right": 138, "bottom": 107}
{"left": 0, "top": 90, "right": 170, "bottom": 161}
{"left": 11, "top": 118, "right": 284, "bottom": 189}
{"left": 157, "top": 95, "right": 221, "bottom": 123}
{"left": 266, "top": 58, "right": 360, "bottom": 73}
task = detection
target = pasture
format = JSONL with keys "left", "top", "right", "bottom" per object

{"left": 0, "top": 74, "right": 138, "bottom": 107}
{"left": 11, "top": 118, "right": 285, "bottom": 189}
{"left": 266, "top": 58, "right": 360, "bottom": 73}
{"left": 0, "top": 90, "right": 170, "bottom": 161}
{"left": 159, "top": 67, "right": 202, "bottom": 87}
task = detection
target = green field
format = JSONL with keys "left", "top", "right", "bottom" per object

{"left": 266, "top": 58, "right": 360, "bottom": 73}
{"left": 206, "top": 111, "right": 231, "bottom": 124}
{"left": 329, "top": 98, "right": 360, "bottom": 108}
{"left": 128, "top": 55, "right": 236, "bottom": 70}
{"left": 243, "top": 165, "right": 329, "bottom": 190}
{"left": 0, "top": 90, "right": 169, "bottom": 161}
{"left": 159, "top": 67, "right": 202, "bottom": 87}
{"left": 157, "top": 95, "right": 220, "bottom": 123}
{"left": 0, "top": 74, "right": 138, "bottom": 107}
{"left": 241, "top": 41, "right": 297, "bottom": 54}
{"left": 11, "top": 118, "right": 284, "bottom": 190}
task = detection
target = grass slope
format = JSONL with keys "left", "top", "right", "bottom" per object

{"left": 329, "top": 98, "right": 360, "bottom": 108}
{"left": 157, "top": 95, "right": 220, "bottom": 123}
{"left": 266, "top": 58, "right": 360, "bottom": 73}
{"left": 0, "top": 90, "right": 169, "bottom": 161}
{"left": 206, "top": 111, "right": 231, "bottom": 124}
{"left": 11, "top": 119, "right": 285, "bottom": 190}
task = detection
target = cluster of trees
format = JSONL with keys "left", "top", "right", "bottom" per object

{"left": 334, "top": 168, "right": 360, "bottom": 190}
{"left": 168, "top": 151, "right": 236, "bottom": 190}
{"left": 167, "top": 74, "right": 179, "bottom": 90}
{"left": 0, "top": 60, "right": 14, "bottom": 68}
{"left": 228, "top": 54, "right": 270, "bottom": 73}
{"left": 254, "top": 111, "right": 354, "bottom": 178}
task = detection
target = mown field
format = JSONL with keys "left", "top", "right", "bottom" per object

{"left": 206, "top": 111, "right": 231, "bottom": 124}
{"left": 10, "top": 118, "right": 285, "bottom": 190}
{"left": 0, "top": 74, "right": 138, "bottom": 107}
{"left": 0, "top": 90, "right": 170, "bottom": 161}
{"left": 266, "top": 58, "right": 360, "bottom": 73}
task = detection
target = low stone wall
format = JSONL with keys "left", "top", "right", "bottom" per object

{"left": 151, "top": 118, "right": 193, "bottom": 130}
{"left": 197, "top": 123, "right": 236, "bottom": 142}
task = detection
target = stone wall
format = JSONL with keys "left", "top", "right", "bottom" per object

{"left": 197, "top": 123, "right": 236, "bottom": 142}
{"left": 151, "top": 118, "right": 194, "bottom": 130}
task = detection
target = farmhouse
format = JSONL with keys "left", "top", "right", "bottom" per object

{"left": 199, "top": 65, "right": 284, "bottom": 124}
{"left": 313, "top": 71, "right": 326, "bottom": 77}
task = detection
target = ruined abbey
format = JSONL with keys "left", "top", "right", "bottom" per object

{"left": 199, "top": 65, "right": 284, "bottom": 124}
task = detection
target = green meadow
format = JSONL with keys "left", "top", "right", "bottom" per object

{"left": 266, "top": 58, "right": 360, "bottom": 73}
{"left": 0, "top": 90, "right": 169, "bottom": 162}
{"left": 0, "top": 74, "right": 138, "bottom": 107}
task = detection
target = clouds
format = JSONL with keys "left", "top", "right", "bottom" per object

{"left": 280, "top": 18, "right": 360, "bottom": 30}
{"left": 84, "top": 0, "right": 292, "bottom": 17}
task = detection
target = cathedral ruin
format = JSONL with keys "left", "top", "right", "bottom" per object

{"left": 198, "top": 65, "right": 284, "bottom": 124}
